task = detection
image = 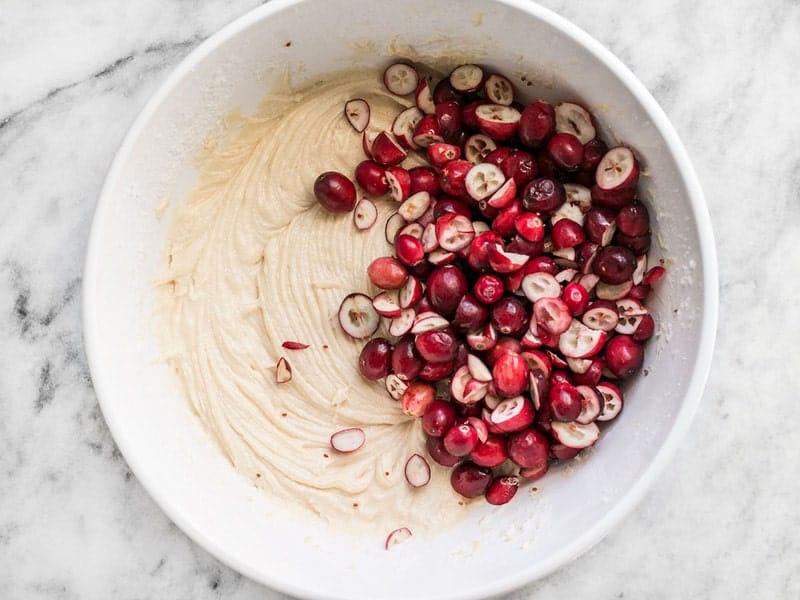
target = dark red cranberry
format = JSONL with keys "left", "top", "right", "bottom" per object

{"left": 615, "top": 231, "right": 651, "bottom": 255}
{"left": 547, "top": 133, "right": 584, "bottom": 171}
{"left": 443, "top": 421, "right": 479, "bottom": 457}
{"left": 617, "top": 201, "right": 650, "bottom": 237}
{"left": 506, "top": 428, "right": 549, "bottom": 470}
{"left": 433, "top": 197, "right": 472, "bottom": 219}
{"left": 491, "top": 200, "right": 523, "bottom": 238}
{"left": 500, "top": 150, "right": 538, "bottom": 187}
{"left": 580, "top": 138, "right": 608, "bottom": 172}
{"left": 426, "top": 434, "right": 461, "bottom": 467}
{"left": 462, "top": 99, "right": 484, "bottom": 130}
{"left": 506, "top": 235, "right": 544, "bottom": 256}
{"left": 433, "top": 78, "right": 464, "bottom": 104}
{"left": 391, "top": 336, "right": 423, "bottom": 381}
{"left": 483, "top": 146, "right": 513, "bottom": 167}
{"left": 485, "top": 475, "right": 519, "bottom": 505}
{"left": 593, "top": 245, "right": 637, "bottom": 284}
{"left": 490, "top": 297, "right": 527, "bottom": 336}
{"left": 548, "top": 382, "right": 583, "bottom": 421}
{"left": 450, "top": 461, "right": 492, "bottom": 498}
{"left": 408, "top": 166, "right": 441, "bottom": 196}
{"left": 452, "top": 293, "right": 490, "bottom": 332}
{"left": 632, "top": 314, "right": 656, "bottom": 341}
{"left": 551, "top": 219, "right": 585, "bottom": 249}
{"left": 313, "top": 171, "right": 357, "bottom": 212}
{"left": 435, "top": 100, "right": 464, "bottom": 143}
{"left": 355, "top": 160, "right": 388, "bottom": 196}
{"left": 605, "top": 335, "right": 644, "bottom": 378}
{"left": 422, "top": 400, "right": 457, "bottom": 437}
{"left": 518, "top": 100, "right": 555, "bottom": 148}
{"left": 522, "top": 177, "right": 565, "bottom": 214}
{"left": 358, "top": 338, "right": 392, "bottom": 380}
{"left": 527, "top": 255, "right": 558, "bottom": 275}
{"left": 418, "top": 360, "right": 455, "bottom": 381}
{"left": 415, "top": 329, "right": 458, "bottom": 363}
{"left": 584, "top": 207, "right": 618, "bottom": 245}
{"left": 426, "top": 265, "right": 468, "bottom": 316}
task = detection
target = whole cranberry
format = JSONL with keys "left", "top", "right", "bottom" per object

{"left": 501, "top": 150, "right": 538, "bottom": 187}
{"left": 506, "top": 427, "right": 549, "bottom": 470}
{"left": 435, "top": 100, "right": 464, "bottom": 143}
{"left": 358, "top": 338, "right": 392, "bottom": 380}
{"left": 415, "top": 329, "right": 458, "bottom": 363}
{"left": 422, "top": 400, "right": 457, "bottom": 437}
{"left": 548, "top": 382, "right": 583, "bottom": 421}
{"left": 426, "top": 434, "right": 461, "bottom": 467}
{"left": 593, "top": 245, "right": 637, "bottom": 284}
{"left": 452, "top": 293, "right": 490, "bottom": 332}
{"left": 518, "top": 100, "right": 555, "bottom": 148}
{"left": 522, "top": 177, "right": 565, "bottom": 214}
{"left": 617, "top": 201, "right": 650, "bottom": 237}
{"left": 547, "top": 133, "right": 584, "bottom": 171}
{"left": 605, "top": 335, "right": 644, "bottom": 378}
{"left": 391, "top": 336, "right": 423, "bottom": 381}
{"left": 490, "top": 297, "right": 527, "bottom": 335}
{"left": 426, "top": 265, "right": 468, "bottom": 316}
{"left": 313, "top": 171, "right": 357, "bottom": 212}
{"left": 450, "top": 461, "right": 492, "bottom": 498}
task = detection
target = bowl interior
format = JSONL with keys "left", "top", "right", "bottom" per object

{"left": 83, "top": 1, "right": 715, "bottom": 598}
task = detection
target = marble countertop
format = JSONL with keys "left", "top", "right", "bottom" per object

{"left": 2, "top": 0, "right": 798, "bottom": 598}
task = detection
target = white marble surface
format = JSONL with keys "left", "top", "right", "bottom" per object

{"left": 1, "top": 0, "right": 798, "bottom": 598}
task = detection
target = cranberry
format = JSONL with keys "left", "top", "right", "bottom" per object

{"left": 415, "top": 329, "right": 458, "bottom": 363}
{"left": 501, "top": 150, "right": 538, "bottom": 187}
{"left": 358, "top": 338, "right": 392, "bottom": 380}
{"left": 514, "top": 212, "right": 545, "bottom": 242}
{"left": 632, "top": 313, "right": 655, "bottom": 341}
{"left": 584, "top": 207, "right": 618, "bottom": 246}
{"left": 473, "top": 274, "right": 505, "bottom": 304}
{"left": 562, "top": 282, "right": 589, "bottom": 315}
{"left": 485, "top": 336, "right": 523, "bottom": 366}
{"left": 313, "top": 171, "right": 357, "bottom": 212}
{"left": 485, "top": 475, "right": 519, "bottom": 505}
{"left": 593, "top": 245, "right": 637, "bottom": 284}
{"left": 490, "top": 296, "right": 527, "bottom": 335}
{"left": 408, "top": 166, "right": 441, "bottom": 196}
{"left": 527, "top": 255, "right": 558, "bottom": 275}
{"left": 450, "top": 461, "right": 492, "bottom": 498}
{"left": 615, "top": 231, "right": 651, "bottom": 255}
{"left": 580, "top": 138, "right": 608, "bottom": 172}
{"left": 491, "top": 200, "right": 523, "bottom": 237}
{"left": 469, "top": 434, "right": 508, "bottom": 467}
{"left": 536, "top": 149, "right": 560, "bottom": 178}
{"left": 367, "top": 256, "right": 408, "bottom": 289}
{"left": 522, "top": 177, "right": 565, "bottom": 214}
{"left": 483, "top": 146, "right": 514, "bottom": 167}
{"left": 605, "top": 335, "right": 644, "bottom": 378}
{"left": 354, "top": 160, "right": 388, "bottom": 196}
{"left": 549, "top": 382, "right": 583, "bottom": 421}
{"left": 462, "top": 99, "right": 485, "bottom": 130}
{"left": 418, "top": 360, "right": 454, "bottom": 381}
{"left": 506, "top": 235, "right": 544, "bottom": 257}
{"left": 551, "top": 219, "right": 585, "bottom": 249}
{"left": 434, "top": 197, "right": 472, "bottom": 219}
{"left": 506, "top": 427, "right": 549, "bottom": 470}
{"left": 433, "top": 78, "right": 463, "bottom": 104}
{"left": 617, "top": 201, "right": 650, "bottom": 237}
{"left": 391, "top": 336, "right": 423, "bottom": 381}
{"left": 395, "top": 234, "right": 425, "bottom": 267}
{"left": 492, "top": 351, "right": 528, "bottom": 397}
{"left": 401, "top": 381, "right": 436, "bottom": 416}
{"left": 547, "top": 133, "right": 584, "bottom": 170}
{"left": 426, "top": 434, "right": 461, "bottom": 467}
{"left": 426, "top": 265, "right": 468, "bottom": 316}
{"left": 550, "top": 369, "right": 573, "bottom": 387}
{"left": 572, "top": 358, "right": 604, "bottom": 386}
{"left": 439, "top": 159, "right": 473, "bottom": 197}
{"left": 422, "top": 400, "right": 457, "bottom": 437}
{"left": 550, "top": 444, "right": 580, "bottom": 460}
{"left": 435, "top": 101, "right": 464, "bottom": 143}
{"left": 443, "top": 421, "right": 479, "bottom": 457}
{"left": 518, "top": 100, "right": 555, "bottom": 148}
{"left": 452, "top": 293, "right": 490, "bottom": 332}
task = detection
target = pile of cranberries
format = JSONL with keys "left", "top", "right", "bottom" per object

{"left": 314, "top": 62, "right": 666, "bottom": 513}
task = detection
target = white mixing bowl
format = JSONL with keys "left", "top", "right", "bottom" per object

{"left": 83, "top": 0, "right": 718, "bottom": 598}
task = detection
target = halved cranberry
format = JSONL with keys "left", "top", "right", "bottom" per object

{"left": 439, "top": 159, "right": 473, "bottom": 197}
{"left": 401, "top": 381, "right": 436, "bottom": 416}
{"left": 584, "top": 207, "right": 618, "bottom": 246}
{"left": 426, "top": 265, "right": 468, "bottom": 316}
{"left": 355, "top": 160, "right": 389, "bottom": 196}
{"left": 450, "top": 461, "right": 492, "bottom": 498}
{"left": 580, "top": 138, "right": 608, "bottom": 172}
{"left": 395, "top": 234, "right": 425, "bottom": 267}
{"left": 358, "top": 338, "right": 392, "bottom": 380}
{"left": 433, "top": 78, "right": 464, "bottom": 104}
{"left": 490, "top": 296, "right": 527, "bottom": 335}
{"left": 632, "top": 313, "right": 656, "bottom": 341}
{"left": 491, "top": 200, "right": 523, "bottom": 238}
{"left": 615, "top": 231, "right": 651, "bottom": 255}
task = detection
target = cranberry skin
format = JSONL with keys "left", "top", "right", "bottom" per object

{"left": 401, "top": 381, "right": 436, "bottom": 416}
{"left": 434, "top": 197, "right": 472, "bottom": 219}
{"left": 551, "top": 444, "right": 580, "bottom": 461}
{"left": 426, "top": 434, "right": 461, "bottom": 467}
{"left": 418, "top": 360, "right": 454, "bottom": 381}
{"left": 506, "top": 235, "right": 544, "bottom": 258}
{"left": 536, "top": 149, "right": 560, "bottom": 179}
{"left": 473, "top": 274, "right": 505, "bottom": 304}
{"left": 551, "top": 219, "right": 585, "bottom": 249}
{"left": 547, "top": 133, "right": 584, "bottom": 171}
{"left": 468, "top": 231, "right": 504, "bottom": 271}
{"left": 426, "top": 265, "right": 468, "bottom": 316}
{"left": 522, "top": 177, "right": 565, "bottom": 214}
{"left": 572, "top": 358, "right": 604, "bottom": 386}
{"left": 632, "top": 313, "right": 656, "bottom": 341}
{"left": 490, "top": 296, "right": 527, "bottom": 335}
{"left": 507, "top": 428, "right": 550, "bottom": 470}
{"left": 501, "top": 150, "right": 538, "bottom": 187}
{"left": 491, "top": 200, "right": 523, "bottom": 238}
{"left": 450, "top": 461, "right": 492, "bottom": 498}
{"left": 615, "top": 231, "right": 651, "bottom": 255}
{"left": 584, "top": 207, "right": 618, "bottom": 245}
{"left": 444, "top": 421, "right": 479, "bottom": 457}
{"left": 527, "top": 255, "right": 558, "bottom": 275}
{"left": 433, "top": 78, "right": 464, "bottom": 104}
{"left": 548, "top": 382, "right": 583, "bottom": 422}
{"left": 367, "top": 256, "right": 408, "bottom": 289}
{"left": 550, "top": 369, "right": 573, "bottom": 387}
{"left": 483, "top": 146, "right": 513, "bottom": 168}
{"left": 605, "top": 335, "right": 644, "bottom": 378}
{"left": 435, "top": 100, "right": 464, "bottom": 143}
{"left": 422, "top": 400, "right": 457, "bottom": 437}
{"left": 591, "top": 184, "right": 636, "bottom": 209}
{"left": 415, "top": 329, "right": 458, "bottom": 363}
{"left": 469, "top": 435, "right": 508, "bottom": 467}
{"left": 485, "top": 475, "right": 519, "bottom": 505}
{"left": 439, "top": 159, "right": 473, "bottom": 197}
{"left": 391, "top": 336, "right": 423, "bottom": 381}
{"left": 562, "top": 282, "right": 589, "bottom": 315}
{"left": 492, "top": 351, "right": 528, "bottom": 397}
{"left": 617, "top": 201, "right": 650, "bottom": 237}
{"left": 593, "top": 245, "right": 637, "bottom": 284}
{"left": 452, "top": 293, "right": 490, "bottom": 332}
{"left": 581, "top": 138, "right": 608, "bottom": 172}
{"left": 519, "top": 100, "right": 555, "bottom": 148}
{"left": 313, "top": 171, "right": 357, "bottom": 212}
{"left": 485, "top": 336, "right": 523, "bottom": 367}
{"left": 358, "top": 338, "right": 392, "bottom": 380}
{"left": 408, "top": 166, "right": 441, "bottom": 196}
{"left": 395, "top": 234, "right": 425, "bottom": 267}
{"left": 354, "top": 160, "right": 388, "bottom": 196}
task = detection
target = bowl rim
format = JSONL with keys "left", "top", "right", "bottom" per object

{"left": 82, "top": 0, "right": 719, "bottom": 597}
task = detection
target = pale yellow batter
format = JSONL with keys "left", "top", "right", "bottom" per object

{"left": 156, "top": 70, "right": 468, "bottom": 535}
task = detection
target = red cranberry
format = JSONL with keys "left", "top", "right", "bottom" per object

{"left": 551, "top": 219, "right": 585, "bottom": 249}
{"left": 426, "top": 265, "right": 468, "bottom": 316}
{"left": 391, "top": 336, "right": 423, "bottom": 381}
{"left": 426, "top": 434, "right": 461, "bottom": 467}
{"left": 422, "top": 400, "right": 457, "bottom": 437}
{"left": 536, "top": 149, "right": 560, "bottom": 178}
{"left": 506, "top": 235, "right": 544, "bottom": 257}
{"left": 358, "top": 338, "right": 392, "bottom": 380}
{"left": 418, "top": 360, "right": 454, "bottom": 381}
{"left": 615, "top": 231, "right": 651, "bottom": 255}
{"left": 401, "top": 381, "right": 436, "bottom": 416}
{"left": 492, "top": 351, "right": 528, "bottom": 397}
{"left": 439, "top": 159, "right": 473, "bottom": 197}
{"left": 617, "top": 201, "right": 650, "bottom": 237}
{"left": 415, "top": 329, "right": 458, "bottom": 363}
{"left": 462, "top": 99, "right": 484, "bottom": 130}
{"left": 580, "top": 138, "right": 608, "bottom": 172}
{"left": 518, "top": 100, "right": 555, "bottom": 148}
{"left": 527, "top": 255, "right": 558, "bottom": 275}
{"left": 443, "top": 421, "right": 479, "bottom": 457}
{"left": 483, "top": 146, "right": 513, "bottom": 167}
{"left": 491, "top": 200, "right": 523, "bottom": 238}
{"left": 395, "top": 234, "right": 425, "bottom": 267}
{"left": 632, "top": 313, "right": 655, "bottom": 341}
{"left": 547, "top": 133, "right": 584, "bottom": 170}
{"left": 313, "top": 171, "right": 357, "bottom": 212}
{"left": 550, "top": 369, "right": 573, "bottom": 387}
{"left": 408, "top": 166, "right": 441, "bottom": 196}
{"left": 522, "top": 177, "right": 565, "bottom": 214}
{"left": 452, "top": 293, "right": 490, "bottom": 332}
{"left": 506, "top": 427, "right": 549, "bottom": 470}
{"left": 490, "top": 297, "right": 527, "bottom": 335}
{"left": 548, "top": 382, "right": 583, "bottom": 421}
{"left": 501, "top": 150, "right": 538, "bottom": 187}
{"left": 572, "top": 358, "right": 604, "bottom": 386}
{"left": 485, "top": 475, "right": 519, "bottom": 505}
{"left": 584, "top": 207, "right": 618, "bottom": 246}
{"left": 469, "top": 434, "right": 508, "bottom": 467}
{"left": 450, "top": 461, "right": 492, "bottom": 498}
{"left": 605, "top": 335, "right": 644, "bottom": 378}
{"left": 473, "top": 274, "right": 505, "bottom": 304}
{"left": 354, "top": 160, "right": 389, "bottom": 196}
{"left": 435, "top": 100, "right": 464, "bottom": 143}
{"left": 467, "top": 231, "right": 503, "bottom": 271}
{"left": 367, "top": 256, "right": 408, "bottom": 289}
{"left": 593, "top": 245, "right": 637, "bottom": 284}
{"left": 433, "top": 78, "right": 463, "bottom": 104}
{"left": 562, "top": 282, "right": 589, "bottom": 315}
{"left": 485, "top": 336, "right": 523, "bottom": 366}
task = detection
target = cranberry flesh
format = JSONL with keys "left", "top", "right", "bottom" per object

{"left": 593, "top": 245, "right": 637, "bottom": 284}
{"left": 313, "top": 171, "right": 357, "bottom": 212}
{"left": 358, "top": 338, "right": 392, "bottom": 380}
{"left": 522, "top": 177, "right": 565, "bottom": 214}
{"left": 450, "top": 462, "right": 492, "bottom": 498}
{"left": 426, "top": 265, "right": 468, "bottom": 316}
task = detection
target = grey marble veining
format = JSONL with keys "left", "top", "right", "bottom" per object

{"left": 1, "top": 0, "right": 798, "bottom": 598}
